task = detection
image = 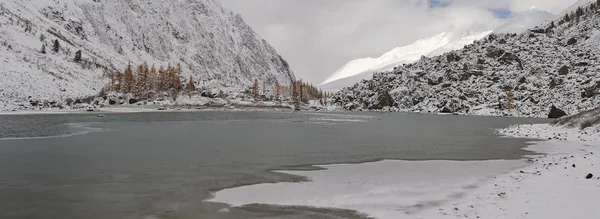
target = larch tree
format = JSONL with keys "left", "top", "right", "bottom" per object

{"left": 506, "top": 88, "right": 515, "bottom": 111}
{"left": 113, "top": 71, "right": 123, "bottom": 91}
{"left": 133, "top": 63, "right": 147, "bottom": 98}
{"left": 148, "top": 64, "right": 158, "bottom": 92}
{"left": 123, "top": 63, "right": 135, "bottom": 93}
{"left": 252, "top": 79, "right": 259, "bottom": 100}
{"left": 174, "top": 63, "right": 183, "bottom": 92}
{"left": 275, "top": 80, "right": 281, "bottom": 101}
{"left": 158, "top": 66, "right": 167, "bottom": 91}
{"left": 186, "top": 75, "right": 196, "bottom": 92}
{"left": 292, "top": 80, "right": 299, "bottom": 108}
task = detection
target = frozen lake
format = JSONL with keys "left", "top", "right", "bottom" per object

{"left": 0, "top": 111, "right": 547, "bottom": 219}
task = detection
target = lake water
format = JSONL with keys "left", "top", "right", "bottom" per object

{"left": 0, "top": 111, "right": 546, "bottom": 219}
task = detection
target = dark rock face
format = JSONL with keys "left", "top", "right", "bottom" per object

{"left": 558, "top": 66, "right": 569, "bottom": 75}
{"left": 548, "top": 105, "right": 567, "bottom": 119}
{"left": 128, "top": 98, "right": 138, "bottom": 104}
{"left": 567, "top": 38, "right": 577, "bottom": 45}
{"left": 109, "top": 99, "right": 117, "bottom": 105}
{"left": 370, "top": 90, "right": 395, "bottom": 110}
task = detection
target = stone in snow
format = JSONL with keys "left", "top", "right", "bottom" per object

{"left": 548, "top": 105, "right": 567, "bottom": 119}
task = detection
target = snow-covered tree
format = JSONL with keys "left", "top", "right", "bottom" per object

{"left": 252, "top": 79, "right": 259, "bottom": 99}
{"left": 74, "top": 50, "right": 82, "bottom": 62}
{"left": 275, "top": 80, "right": 281, "bottom": 100}
{"left": 53, "top": 39, "right": 59, "bottom": 53}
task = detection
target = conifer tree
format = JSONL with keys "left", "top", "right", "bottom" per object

{"left": 133, "top": 63, "right": 147, "bottom": 97}
{"left": 275, "top": 80, "right": 281, "bottom": 101}
{"left": 292, "top": 80, "right": 299, "bottom": 108}
{"left": 506, "top": 88, "right": 514, "bottom": 111}
{"left": 74, "top": 50, "right": 82, "bottom": 62}
{"left": 186, "top": 76, "right": 196, "bottom": 92}
{"left": 113, "top": 71, "right": 123, "bottom": 91}
{"left": 148, "top": 64, "right": 158, "bottom": 92}
{"left": 174, "top": 63, "right": 183, "bottom": 92}
{"left": 53, "top": 39, "right": 59, "bottom": 53}
{"left": 252, "top": 79, "right": 259, "bottom": 100}
{"left": 40, "top": 44, "right": 46, "bottom": 54}
{"left": 158, "top": 66, "right": 167, "bottom": 91}
{"left": 123, "top": 63, "right": 135, "bottom": 93}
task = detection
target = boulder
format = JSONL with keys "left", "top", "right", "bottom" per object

{"left": 548, "top": 105, "right": 567, "bottom": 119}
{"left": 558, "top": 66, "right": 569, "bottom": 75}
{"left": 586, "top": 173, "right": 593, "bottom": 179}
{"left": 370, "top": 90, "right": 395, "bottom": 110}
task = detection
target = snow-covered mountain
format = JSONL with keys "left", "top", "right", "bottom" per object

{"left": 493, "top": 8, "right": 556, "bottom": 34}
{"left": 321, "top": 8, "right": 558, "bottom": 92}
{"left": 0, "top": 0, "right": 295, "bottom": 111}
{"left": 331, "top": 1, "right": 600, "bottom": 118}
{"left": 320, "top": 31, "right": 492, "bottom": 91}
{"left": 321, "top": 32, "right": 453, "bottom": 85}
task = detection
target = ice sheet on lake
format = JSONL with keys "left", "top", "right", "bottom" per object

{"left": 209, "top": 159, "right": 526, "bottom": 219}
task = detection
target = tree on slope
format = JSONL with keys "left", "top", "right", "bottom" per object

{"left": 53, "top": 39, "right": 59, "bottom": 53}
{"left": 123, "top": 63, "right": 135, "bottom": 93}
{"left": 74, "top": 50, "right": 82, "bottom": 62}
{"left": 252, "top": 79, "right": 259, "bottom": 100}
{"left": 186, "top": 76, "right": 196, "bottom": 92}
{"left": 275, "top": 80, "right": 281, "bottom": 101}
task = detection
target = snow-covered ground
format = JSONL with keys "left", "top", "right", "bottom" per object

{"left": 209, "top": 121, "right": 600, "bottom": 219}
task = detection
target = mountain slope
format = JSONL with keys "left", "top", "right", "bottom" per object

{"left": 332, "top": 1, "right": 600, "bottom": 118}
{"left": 321, "top": 8, "right": 558, "bottom": 92}
{"left": 321, "top": 31, "right": 491, "bottom": 91}
{"left": 321, "top": 32, "right": 453, "bottom": 86}
{"left": 0, "top": 0, "right": 295, "bottom": 111}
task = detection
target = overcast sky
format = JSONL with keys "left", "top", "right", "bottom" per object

{"left": 220, "top": 0, "right": 578, "bottom": 84}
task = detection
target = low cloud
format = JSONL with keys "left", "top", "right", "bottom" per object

{"left": 220, "top": 0, "right": 578, "bottom": 83}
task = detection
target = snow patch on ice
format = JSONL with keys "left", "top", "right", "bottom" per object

{"left": 209, "top": 159, "right": 526, "bottom": 219}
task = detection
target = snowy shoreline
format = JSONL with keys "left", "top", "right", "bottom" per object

{"left": 0, "top": 104, "right": 298, "bottom": 116}
{"left": 415, "top": 124, "right": 600, "bottom": 218}
{"left": 209, "top": 123, "right": 600, "bottom": 219}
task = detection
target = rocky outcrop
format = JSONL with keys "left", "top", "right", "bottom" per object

{"left": 331, "top": 2, "right": 600, "bottom": 117}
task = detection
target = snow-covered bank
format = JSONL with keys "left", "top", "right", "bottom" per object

{"left": 417, "top": 124, "right": 600, "bottom": 219}
{"left": 209, "top": 121, "right": 600, "bottom": 219}
{"left": 0, "top": 104, "right": 296, "bottom": 116}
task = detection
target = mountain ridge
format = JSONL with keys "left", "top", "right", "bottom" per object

{"left": 0, "top": 0, "right": 295, "bottom": 111}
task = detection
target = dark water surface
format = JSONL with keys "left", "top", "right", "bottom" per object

{"left": 0, "top": 111, "right": 546, "bottom": 219}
